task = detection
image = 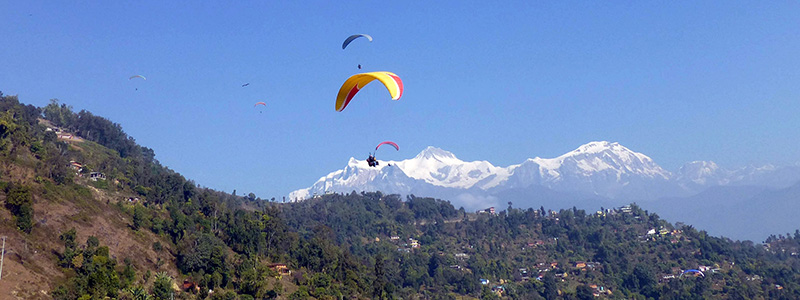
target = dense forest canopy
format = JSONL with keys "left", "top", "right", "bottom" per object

{"left": 1, "top": 93, "right": 799, "bottom": 299}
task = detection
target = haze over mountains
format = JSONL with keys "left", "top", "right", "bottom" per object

{"left": 290, "top": 141, "right": 800, "bottom": 242}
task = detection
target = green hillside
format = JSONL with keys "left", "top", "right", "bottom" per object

{"left": 0, "top": 93, "right": 799, "bottom": 299}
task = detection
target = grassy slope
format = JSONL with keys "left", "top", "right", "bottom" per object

{"left": 0, "top": 133, "right": 179, "bottom": 300}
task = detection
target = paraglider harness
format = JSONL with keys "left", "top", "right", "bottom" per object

{"left": 367, "top": 153, "right": 379, "bottom": 167}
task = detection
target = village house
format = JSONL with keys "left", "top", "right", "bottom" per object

{"left": 478, "top": 207, "right": 496, "bottom": 214}
{"left": 528, "top": 240, "right": 545, "bottom": 247}
{"left": 69, "top": 161, "right": 83, "bottom": 172}
{"left": 182, "top": 279, "right": 201, "bottom": 292}
{"left": 89, "top": 172, "right": 106, "bottom": 181}
{"left": 268, "top": 263, "right": 291, "bottom": 277}
{"left": 409, "top": 238, "right": 420, "bottom": 249}
{"left": 574, "top": 261, "right": 586, "bottom": 269}
{"left": 590, "top": 285, "right": 612, "bottom": 296}
{"left": 491, "top": 285, "right": 505, "bottom": 296}
{"left": 519, "top": 268, "right": 529, "bottom": 280}
{"left": 390, "top": 236, "right": 400, "bottom": 241}
{"left": 455, "top": 253, "right": 469, "bottom": 260}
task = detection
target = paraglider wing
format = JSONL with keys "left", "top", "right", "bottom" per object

{"left": 254, "top": 102, "right": 267, "bottom": 107}
{"left": 129, "top": 75, "right": 146, "bottom": 80}
{"left": 335, "top": 71, "right": 403, "bottom": 112}
{"left": 342, "top": 34, "right": 373, "bottom": 50}
{"left": 376, "top": 141, "right": 399, "bottom": 151}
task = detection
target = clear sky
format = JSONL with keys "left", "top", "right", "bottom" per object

{"left": 2, "top": 1, "right": 799, "bottom": 200}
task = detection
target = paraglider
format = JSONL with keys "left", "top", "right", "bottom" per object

{"left": 343, "top": 34, "right": 373, "bottom": 69}
{"left": 254, "top": 102, "right": 266, "bottom": 113}
{"left": 336, "top": 72, "right": 403, "bottom": 112}
{"left": 129, "top": 75, "right": 146, "bottom": 90}
{"left": 375, "top": 141, "right": 399, "bottom": 152}
{"left": 342, "top": 34, "right": 373, "bottom": 50}
{"left": 366, "top": 154, "right": 379, "bottom": 167}
{"left": 366, "top": 142, "right": 398, "bottom": 167}
{"left": 680, "top": 269, "right": 705, "bottom": 278}
{"left": 242, "top": 83, "right": 250, "bottom": 87}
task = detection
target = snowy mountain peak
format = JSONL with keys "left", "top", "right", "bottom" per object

{"left": 568, "top": 141, "right": 623, "bottom": 155}
{"left": 562, "top": 141, "right": 643, "bottom": 160}
{"left": 414, "top": 146, "right": 459, "bottom": 161}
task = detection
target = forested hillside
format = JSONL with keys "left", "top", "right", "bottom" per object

{"left": 0, "top": 93, "right": 798, "bottom": 299}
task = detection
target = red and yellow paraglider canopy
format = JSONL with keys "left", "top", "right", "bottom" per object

{"left": 335, "top": 71, "right": 403, "bottom": 112}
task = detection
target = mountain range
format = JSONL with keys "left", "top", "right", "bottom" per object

{"left": 289, "top": 141, "right": 800, "bottom": 241}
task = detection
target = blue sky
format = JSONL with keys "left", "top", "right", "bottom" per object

{"left": 2, "top": 1, "right": 799, "bottom": 199}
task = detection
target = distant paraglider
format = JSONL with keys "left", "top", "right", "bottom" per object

{"left": 254, "top": 102, "right": 266, "bottom": 113}
{"left": 336, "top": 72, "right": 403, "bottom": 112}
{"left": 242, "top": 83, "right": 250, "bottom": 87}
{"left": 342, "top": 34, "right": 373, "bottom": 50}
{"left": 367, "top": 142, "right": 398, "bottom": 167}
{"left": 129, "top": 75, "right": 146, "bottom": 90}
{"left": 343, "top": 34, "right": 373, "bottom": 69}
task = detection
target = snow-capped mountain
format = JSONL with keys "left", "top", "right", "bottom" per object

{"left": 292, "top": 141, "right": 673, "bottom": 203}
{"left": 289, "top": 141, "right": 800, "bottom": 211}
{"left": 676, "top": 161, "right": 800, "bottom": 190}
{"left": 500, "top": 141, "right": 674, "bottom": 198}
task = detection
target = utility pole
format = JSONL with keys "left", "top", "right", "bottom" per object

{"left": 0, "top": 236, "right": 6, "bottom": 280}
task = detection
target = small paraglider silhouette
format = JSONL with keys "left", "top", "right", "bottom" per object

{"left": 129, "top": 75, "right": 146, "bottom": 91}
{"left": 358, "top": 64, "right": 362, "bottom": 69}
{"left": 342, "top": 34, "right": 373, "bottom": 50}
{"left": 242, "top": 83, "right": 250, "bottom": 87}
{"left": 254, "top": 102, "right": 266, "bottom": 113}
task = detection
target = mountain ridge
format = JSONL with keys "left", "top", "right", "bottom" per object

{"left": 290, "top": 141, "right": 800, "bottom": 207}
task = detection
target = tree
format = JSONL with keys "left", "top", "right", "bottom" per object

{"left": 576, "top": 285, "right": 594, "bottom": 300}
{"left": 373, "top": 253, "right": 388, "bottom": 299}
{"left": 542, "top": 272, "right": 558, "bottom": 300}
{"left": 132, "top": 205, "right": 146, "bottom": 230}
{"left": 5, "top": 185, "right": 34, "bottom": 233}
{"left": 151, "top": 272, "right": 173, "bottom": 300}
